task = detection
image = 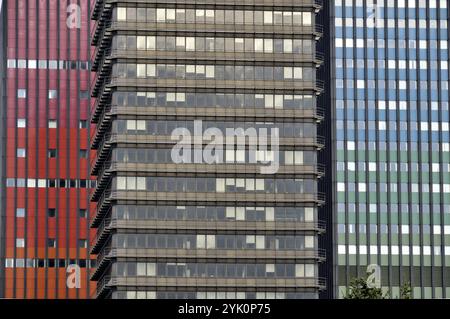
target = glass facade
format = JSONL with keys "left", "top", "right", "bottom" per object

{"left": 91, "top": 0, "right": 325, "bottom": 299}
{"left": 332, "top": 0, "right": 450, "bottom": 298}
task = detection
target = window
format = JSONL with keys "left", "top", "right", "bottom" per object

{"left": 48, "top": 120, "right": 58, "bottom": 128}
{"left": 16, "top": 238, "right": 25, "bottom": 248}
{"left": 256, "top": 236, "right": 265, "bottom": 249}
{"left": 16, "top": 208, "right": 25, "bottom": 218}
{"left": 17, "top": 59, "right": 26, "bottom": 68}
{"left": 303, "top": 12, "right": 312, "bottom": 26}
{"left": 79, "top": 209, "right": 87, "bottom": 218}
{"left": 137, "top": 36, "right": 146, "bottom": 50}
{"left": 48, "top": 149, "right": 57, "bottom": 158}
{"left": 7, "top": 59, "right": 16, "bottom": 68}
{"left": 157, "top": 8, "right": 165, "bottom": 21}
{"left": 264, "top": 11, "right": 273, "bottom": 24}
{"left": 79, "top": 120, "right": 88, "bottom": 129}
{"left": 117, "top": 8, "right": 127, "bottom": 21}
{"left": 17, "top": 89, "right": 27, "bottom": 98}
{"left": 79, "top": 149, "right": 88, "bottom": 158}
{"left": 147, "top": 263, "right": 156, "bottom": 276}
{"left": 305, "top": 264, "right": 315, "bottom": 277}
{"left": 17, "top": 148, "right": 26, "bottom": 158}
{"left": 48, "top": 208, "right": 57, "bottom": 218}
{"left": 80, "top": 90, "right": 89, "bottom": 99}
{"left": 147, "top": 36, "right": 156, "bottom": 50}
{"left": 5, "top": 258, "right": 14, "bottom": 268}
{"left": 48, "top": 90, "right": 58, "bottom": 99}
{"left": 78, "top": 239, "right": 87, "bottom": 248}
{"left": 47, "top": 239, "right": 57, "bottom": 248}
{"left": 137, "top": 64, "right": 146, "bottom": 77}
{"left": 17, "top": 119, "right": 26, "bottom": 128}
{"left": 137, "top": 263, "right": 147, "bottom": 276}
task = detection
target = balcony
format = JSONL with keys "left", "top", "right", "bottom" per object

{"left": 93, "top": 161, "right": 325, "bottom": 185}
{"left": 90, "top": 133, "right": 326, "bottom": 171}
{"left": 91, "top": 84, "right": 113, "bottom": 124}
{"left": 95, "top": 275, "right": 326, "bottom": 298}
{"left": 98, "top": 77, "right": 325, "bottom": 95}
{"left": 90, "top": 218, "right": 327, "bottom": 254}
{"left": 90, "top": 105, "right": 112, "bottom": 149}
{"left": 106, "top": 20, "right": 323, "bottom": 38}
{"left": 91, "top": 104, "right": 326, "bottom": 150}
{"left": 92, "top": 189, "right": 326, "bottom": 208}
{"left": 96, "top": 104, "right": 324, "bottom": 127}
{"left": 91, "top": 0, "right": 104, "bottom": 20}
{"left": 91, "top": 247, "right": 326, "bottom": 282}
{"left": 91, "top": 0, "right": 113, "bottom": 41}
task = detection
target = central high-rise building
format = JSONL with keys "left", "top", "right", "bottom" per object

{"left": 90, "top": 0, "right": 326, "bottom": 299}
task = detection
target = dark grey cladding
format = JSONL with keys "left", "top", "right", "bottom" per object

{"left": 90, "top": 0, "right": 326, "bottom": 300}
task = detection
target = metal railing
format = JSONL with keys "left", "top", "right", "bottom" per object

{"left": 315, "top": 51, "right": 325, "bottom": 64}
{"left": 316, "top": 79, "right": 325, "bottom": 92}
{"left": 315, "top": 23, "right": 324, "bottom": 36}
{"left": 95, "top": 275, "right": 327, "bottom": 290}
{"left": 96, "top": 275, "right": 111, "bottom": 297}
{"left": 91, "top": 0, "right": 105, "bottom": 20}
{"left": 316, "top": 135, "right": 326, "bottom": 149}
{"left": 94, "top": 247, "right": 326, "bottom": 263}
{"left": 314, "top": 0, "right": 324, "bottom": 9}
{"left": 91, "top": 106, "right": 112, "bottom": 148}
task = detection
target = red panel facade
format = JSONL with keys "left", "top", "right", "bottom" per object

{"left": 1, "top": 0, "right": 96, "bottom": 298}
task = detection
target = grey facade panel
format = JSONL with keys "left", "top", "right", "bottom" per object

{"left": 91, "top": 0, "right": 325, "bottom": 299}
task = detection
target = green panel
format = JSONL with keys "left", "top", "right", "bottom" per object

{"left": 380, "top": 255, "right": 389, "bottom": 266}
{"left": 391, "top": 235, "right": 398, "bottom": 245}
{"left": 358, "top": 255, "right": 368, "bottom": 266}
{"left": 410, "top": 152, "right": 419, "bottom": 161}
{"left": 358, "top": 235, "right": 367, "bottom": 245}
{"left": 347, "top": 152, "right": 355, "bottom": 161}
{"left": 368, "top": 152, "right": 377, "bottom": 161}
{"left": 435, "top": 256, "right": 442, "bottom": 266}
{"left": 348, "top": 193, "right": 355, "bottom": 202}
{"left": 412, "top": 256, "right": 421, "bottom": 266}
{"left": 349, "top": 255, "right": 357, "bottom": 266}
{"left": 399, "top": 152, "right": 408, "bottom": 162}
{"left": 402, "top": 256, "right": 410, "bottom": 266}
{"left": 347, "top": 172, "right": 356, "bottom": 182}
{"left": 358, "top": 212, "right": 367, "bottom": 223}
{"left": 423, "top": 213, "right": 430, "bottom": 224}
{"left": 433, "top": 193, "right": 441, "bottom": 203}
{"left": 336, "top": 172, "right": 346, "bottom": 181}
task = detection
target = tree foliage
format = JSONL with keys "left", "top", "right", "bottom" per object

{"left": 344, "top": 276, "right": 412, "bottom": 299}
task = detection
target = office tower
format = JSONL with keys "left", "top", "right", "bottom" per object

{"left": 90, "top": 0, "right": 326, "bottom": 299}
{"left": 0, "top": 0, "right": 96, "bottom": 298}
{"left": 331, "top": 0, "right": 450, "bottom": 298}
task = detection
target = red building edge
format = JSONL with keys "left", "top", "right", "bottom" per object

{"left": 0, "top": 0, "right": 97, "bottom": 299}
